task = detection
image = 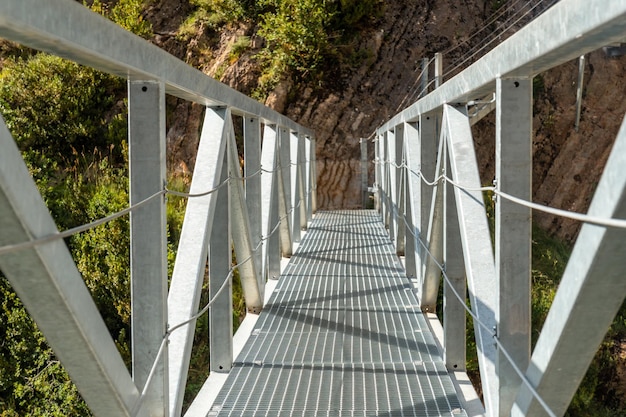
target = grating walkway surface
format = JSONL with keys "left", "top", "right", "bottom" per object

{"left": 210, "top": 210, "right": 467, "bottom": 416}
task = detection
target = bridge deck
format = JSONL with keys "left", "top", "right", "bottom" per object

{"left": 209, "top": 210, "right": 466, "bottom": 416}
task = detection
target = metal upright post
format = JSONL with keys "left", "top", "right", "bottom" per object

{"left": 298, "top": 134, "right": 307, "bottom": 231}
{"left": 420, "top": 57, "right": 430, "bottom": 97}
{"left": 128, "top": 80, "right": 168, "bottom": 415}
{"left": 418, "top": 113, "right": 438, "bottom": 282}
{"left": 575, "top": 55, "right": 585, "bottom": 132}
{"left": 278, "top": 127, "right": 293, "bottom": 257}
{"left": 261, "top": 125, "right": 281, "bottom": 280}
{"left": 403, "top": 122, "right": 420, "bottom": 279}
{"left": 443, "top": 144, "right": 466, "bottom": 372}
{"left": 244, "top": 116, "right": 264, "bottom": 298}
{"left": 395, "top": 124, "right": 406, "bottom": 255}
{"left": 387, "top": 129, "right": 397, "bottom": 241}
{"left": 209, "top": 154, "right": 233, "bottom": 373}
{"left": 305, "top": 135, "right": 314, "bottom": 221}
{"left": 361, "top": 138, "right": 369, "bottom": 208}
{"left": 290, "top": 131, "right": 302, "bottom": 243}
{"left": 434, "top": 53, "right": 443, "bottom": 88}
{"left": 495, "top": 77, "right": 532, "bottom": 416}
{"left": 310, "top": 136, "right": 318, "bottom": 215}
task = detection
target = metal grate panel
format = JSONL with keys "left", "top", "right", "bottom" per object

{"left": 211, "top": 211, "right": 467, "bottom": 416}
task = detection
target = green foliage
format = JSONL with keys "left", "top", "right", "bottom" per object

{"left": 90, "top": 0, "right": 153, "bottom": 38}
{"left": 179, "top": 0, "right": 247, "bottom": 39}
{"left": 335, "top": 0, "right": 383, "bottom": 27}
{"left": 0, "top": 54, "right": 125, "bottom": 222}
{"left": 0, "top": 278, "right": 92, "bottom": 416}
{"left": 255, "top": 0, "right": 333, "bottom": 97}
{"left": 70, "top": 165, "right": 131, "bottom": 358}
{"left": 230, "top": 36, "right": 252, "bottom": 62}
{"left": 0, "top": 53, "right": 129, "bottom": 412}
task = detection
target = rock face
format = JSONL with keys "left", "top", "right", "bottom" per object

{"left": 284, "top": 0, "right": 488, "bottom": 209}
{"left": 146, "top": 0, "right": 626, "bottom": 243}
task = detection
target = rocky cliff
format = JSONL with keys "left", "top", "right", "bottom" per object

{"left": 146, "top": 0, "right": 626, "bottom": 244}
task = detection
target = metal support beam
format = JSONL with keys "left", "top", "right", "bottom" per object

{"left": 387, "top": 129, "right": 397, "bottom": 242}
{"left": 244, "top": 116, "right": 264, "bottom": 299}
{"left": 129, "top": 80, "right": 168, "bottom": 415}
{"left": 277, "top": 127, "right": 293, "bottom": 257}
{"left": 574, "top": 55, "right": 585, "bottom": 132}
{"left": 403, "top": 122, "right": 420, "bottom": 280}
{"left": 420, "top": 57, "right": 430, "bottom": 98}
{"left": 261, "top": 125, "right": 281, "bottom": 280}
{"left": 395, "top": 124, "right": 406, "bottom": 255}
{"left": 305, "top": 135, "right": 316, "bottom": 221}
{"left": 0, "top": 116, "right": 147, "bottom": 417}
{"left": 290, "top": 131, "right": 302, "bottom": 243}
{"left": 513, "top": 117, "right": 626, "bottom": 417}
{"left": 381, "top": 132, "right": 391, "bottom": 227}
{"left": 495, "top": 77, "right": 532, "bottom": 415}
{"left": 420, "top": 132, "right": 445, "bottom": 311}
{"left": 309, "top": 136, "right": 318, "bottom": 215}
{"left": 167, "top": 107, "right": 228, "bottom": 417}
{"left": 419, "top": 113, "right": 439, "bottom": 281}
{"left": 298, "top": 134, "right": 308, "bottom": 231}
{"left": 444, "top": 104, "right": 498, "bottom": 416}
{"left": 209, "top": 156, "right": 232, "bottom": 372}
{"left": 361, "top": 138, "right": 369, "bottom": 208}
{"left": 444, "top": 148, "right": 467, "bottom": 372}
{"left": 227, "top": 112, "right": 263, "bottom": 314}
{"left": 434, "top": 52, "right": 443, "bottom": 88}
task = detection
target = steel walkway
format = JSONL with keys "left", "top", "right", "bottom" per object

{"left": 209, "top": 210, "right": 466, "bottom": 416}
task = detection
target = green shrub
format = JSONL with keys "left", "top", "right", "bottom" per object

{"left": 90, "top": 0, "right": 153, "bottom": 38}
{"left": 179, "top": 0, "right": 247, "bottom": 39}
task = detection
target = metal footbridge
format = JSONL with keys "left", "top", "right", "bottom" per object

{"left": 1, "top": 1, "right": 626, "bottom": 417}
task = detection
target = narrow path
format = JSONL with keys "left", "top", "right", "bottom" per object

{"left": 210, "top": 210, "right": 466, "bottom": 416}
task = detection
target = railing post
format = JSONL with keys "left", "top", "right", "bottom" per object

{"left": 209, "top": 143, "right": 232, "bottom": 372}
{"left": 434, "top": 52, "right": 443, "bottom": 88}
{"left": 420, "top": 129, "right": 445, "bottom": 311}
{"left": 420, "top": 57, "right": 430, "bottom": 98}
{"left": 382, "top": 131, "right": 391, "bottom": 227}
{"left": 361, "top": 138, "right": 369, "bottom": 208}
{"left": 290, "top": 131, "right": 302, "bottom": 243}
{"left": 418, "top": 113, "right": 439, "bottom": 282}
{"left": 305, "top": 135, "right": 315, "bottom": 220}
{"left": 395, "top": 124, "right": 406, "bottom": 255}
{"left": 495, "top": 77, "right": 532, "bottom": 416}
{"left": 298, "top": 133, "right": 308, "bottom": 230}
{"left": 128, "top": 80, "right": 168, "bottom": 415}
{"left": 574, "top": 55, "right": 585, "bottom": 132}
{"left": 403, "top": 122, "right": 420, "bottom": 279}
{"left": 443, "top": 142, "right": 467, "bottom": 372}
{"left": 278, "top": 127, "right": 293, "bottom": 257}
{"left": 261, "top": 125, "right": 281, "bottom": 280}
{"left": 309, "top": 136, "right": 318, "bottom": 215}
{"left": 387, "top": 129, "right": 397, "bottom": 241}
{"left": 244, "top": 116, "right": 264, "bottom": 299}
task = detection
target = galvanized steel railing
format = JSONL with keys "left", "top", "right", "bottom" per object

{"left": 375, "top": 0, "right": 626, "bottom": 416}
{"left": 0, "top": 1, "right": 316, "bottom": 417}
